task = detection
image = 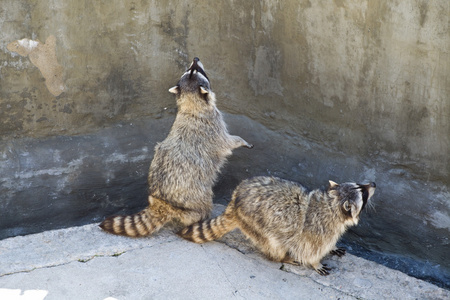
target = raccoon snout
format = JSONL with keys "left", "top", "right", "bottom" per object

{"left": 188, "top": 57, "right": 200, "bottom": 75}
{"left": 187, "top": 57, "right": 209, "bottom": 81}
{"left": 361, "top": 182, "right": 376, "bottom": 189}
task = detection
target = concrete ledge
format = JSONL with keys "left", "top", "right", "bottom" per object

{"left": 0, "top": 205, "right": 448, "bottom": 300}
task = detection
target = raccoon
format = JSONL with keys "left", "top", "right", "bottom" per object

{"left": 178, "top": 176, "right": 376, "bottom": 275}
{"left": 100, "top": 57, "right": 253, "bottom": 237}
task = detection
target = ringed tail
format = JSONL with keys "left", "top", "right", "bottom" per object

{"left": 99, "top": 207, "right": 170, "bottom": 237}
{"left": 177, "top": 213, "right": 236, "bottom": 243}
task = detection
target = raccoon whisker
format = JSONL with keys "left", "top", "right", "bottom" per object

{"left": 366, "top": 201, "right": 376, "bottom": 213}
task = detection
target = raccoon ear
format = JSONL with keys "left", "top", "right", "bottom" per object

{"left": 343, "top": 200, "right": 351, "bottom": 211}
{"left": 200, "top": 86, "right": 209, "bottom": 94}
{"left": 328, "top": 180, "right": 339, "bottom": 190}
{"left": 169, "top": 86, "right": 179, "bottom": 94}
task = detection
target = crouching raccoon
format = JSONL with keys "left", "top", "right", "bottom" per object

{"left": 178, "top": 176, "right": 376, "bottom": 275}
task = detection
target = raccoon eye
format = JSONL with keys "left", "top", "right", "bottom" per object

{"left": 343, "top": 200, "right": 351, "bottom": 211}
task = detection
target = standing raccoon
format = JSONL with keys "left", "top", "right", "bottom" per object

{"left": 179, "top": 176, "right": 376, "bottom": 275}
{"left": 100, "top": 57, "right": 253, "bottom": 237}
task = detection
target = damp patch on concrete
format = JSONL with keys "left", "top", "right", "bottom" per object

{"left": 7, "top": 36, "right": 65, "bottom": 96}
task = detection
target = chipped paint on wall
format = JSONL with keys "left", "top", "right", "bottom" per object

{"left": 7, "top": 35, "right": 65, "bottom": 96}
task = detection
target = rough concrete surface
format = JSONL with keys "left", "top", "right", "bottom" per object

{"left": 7, "top": 36, "right": 64, "bottom": 96}
{"left": 0, "top": 206, "right": 448, "bottom": 300}
{"left": 0, "top": 0, "right": 449, "bottom": 289}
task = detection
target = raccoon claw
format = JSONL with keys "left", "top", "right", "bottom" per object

{"left": 316, "top": 268, "right": 330, "bottom": 276}
{"left": 330, "top": 247, "right": 346, "bottom": 257}
{"left": 316, "top": 265, "right": 332, "bottom": 276}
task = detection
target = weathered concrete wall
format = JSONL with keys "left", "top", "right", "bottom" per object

{"left": 0, "top": 0, "right": 448, "bottom": 287}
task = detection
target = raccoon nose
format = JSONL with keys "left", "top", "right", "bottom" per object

{"left": 370, "top": 182, "right": 376, "bottom": 188}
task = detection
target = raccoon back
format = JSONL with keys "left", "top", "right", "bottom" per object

{"left": 148, "top": 110, "right": 233, "bottom": 211}
{"left": 233, "top": 177, "right": 310, "bottom": 237}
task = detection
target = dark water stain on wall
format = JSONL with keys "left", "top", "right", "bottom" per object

{"left": 0, "top": 117, "right": 173, "bottom": 238}
{"left": 418, "top": 1, "right": 429, "bottom": 27}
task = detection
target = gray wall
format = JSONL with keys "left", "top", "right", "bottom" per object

{"left": 0, "top": 0, "right": 448, "bottom": 287}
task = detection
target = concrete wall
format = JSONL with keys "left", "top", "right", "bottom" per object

{"left": 0, "top": 0, "right": 448, "bottom": 287}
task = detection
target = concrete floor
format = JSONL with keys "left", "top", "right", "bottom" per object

{"left": 0, "top": 205, "right": 448, "bottom": 300}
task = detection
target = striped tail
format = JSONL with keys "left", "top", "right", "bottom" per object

{"left": 99, "top": 207, "right": 171, "bottom": 237}
{"left": 177, "top": 213, "right": 236, "bottom": 243}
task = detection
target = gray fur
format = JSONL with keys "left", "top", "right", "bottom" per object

{"left": 100, "top": 58, "right": 252, "bottom": 237}
{"left": 179, "top": 176, "right": 376, "bottom": 275}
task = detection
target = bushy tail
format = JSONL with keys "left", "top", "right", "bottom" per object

{"left": 100, "top": 206, "right": 171, "bottom": 237}
{"left": 177, "top": 213, "right": 236, "bottom": 243}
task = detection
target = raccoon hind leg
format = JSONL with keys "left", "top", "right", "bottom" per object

{"left": 236, "top": 217, "right": 287, "bottom": 263}
{"left": 176, "top": 207, "right": 210, "bottom": 226}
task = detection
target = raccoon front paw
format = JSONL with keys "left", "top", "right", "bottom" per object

{"left": 330, "top": 247, "right": 346, "bottom": 257}
{"left": 316, "top": 264, "right": 332, "bottom": 276}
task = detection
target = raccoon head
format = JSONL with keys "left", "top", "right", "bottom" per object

{"left": 328, "top": 180, "right": 376, "bottom": 226}
{"left": 168, "top": 57, "right": 215, "bottom": 108}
